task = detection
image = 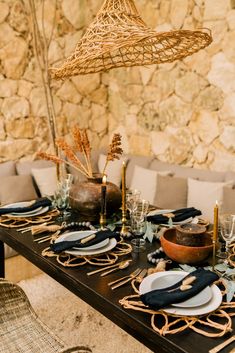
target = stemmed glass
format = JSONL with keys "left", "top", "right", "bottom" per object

{"left": 52, "top": 174, "right": 73, "bottom": 221}
{"left": 130, "top": 199, "right": 149, "bottom": 235}
{"left": 130, "top": 199, "right": 149, "bottom": 252}
{"left": 219, "top": 214, "right": 235, "bottom": 261}
{"left": 126, "top": 189, "right": 141, "bottom": 218}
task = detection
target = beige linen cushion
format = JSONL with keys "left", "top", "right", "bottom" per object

{"left": 154, "top": 175, "right": 188, "bottom": 209}
{"left": 150, "top": 159, "right": 226, "bottom": 182}
{"left": 222, "top": 186, "right": 235, "bottom": 214}
{"left": 0, "top": 161, "right": 16, "bottom": 177}
{"left": 16, "top": 160, "right": 54, "bottom": 175}
{"left": 187, "top": 178, "right": 233, "bottom": 222}
{"left": 98, "top": 153, "right": 127, "bottom": 186}
{"left": 0, "top": 175, "right": 37, "bottom": 205}
{"left": 130, "top": 165, "right": 172, "bottom": 204}
{"left": 31, "top": 166, "right": 57, "bottom": 197}
{"left": 126, "top": 155, "right": 153, "bottom": 188}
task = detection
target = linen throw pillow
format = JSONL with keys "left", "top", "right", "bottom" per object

{"left": 154, "top": 175, "right": 188, "bottom": 209}
{"left": 98, "top": 153, "right": 127, "bottom": 186}
{"left": 31, "top": 166, "right": 57, "bottom": 197}
{"left": 187, "top": 178, "right": 233, "bottom": 222}
{"left": 0, "top": 161, "right": 16, "bottom": 177}
{"left": 222, "top": 186, "right": 235, "bottom": 214}
{"left": 0, "top": 175, "right": 38, "bottom": 205}
{"left": 130, "top": 165, "right": 172, "bottom": 204}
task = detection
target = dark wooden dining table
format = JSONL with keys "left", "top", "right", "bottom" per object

{"left": 0, "top": 225, "right": 234, "bottom": 353}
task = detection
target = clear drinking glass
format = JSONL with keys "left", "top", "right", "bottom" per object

{"left": 53, "top": 174, "right": 73, "bottom": 221}
{"left": 126, "top": 189, "right": 141, "bottom": 217}
{"left": 130, "top": 199, "right": 149, "bottom": 237}
{"left": 219, "top": 214, "right": 235, "bottom": 261}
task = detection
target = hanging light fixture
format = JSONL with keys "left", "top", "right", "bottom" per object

{"left": 50, "top": 0, "right": 212, "bottom": 79}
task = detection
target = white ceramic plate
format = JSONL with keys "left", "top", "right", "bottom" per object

{"left": 147, "top": 209, "right": 174, "bottom": 217}
{"left": 147, "top": 209, "right": 192, "bottom": 225}
{"left": 55, "top": 230, "right": 117, "bottom": 256}
{"left": 7, "top": 206, "right": 49, "bottom": 218}
{"left": 57, "top": 230, "right": 109, "bottom": 251}
{"left": 11, "top": 207, "right": 43, "bottom": 216}
{"left": 1, "top": 201, "right": 34, "bottom": 209}
{"left": 139, "top": 271, "right": 222, "bottom": 315}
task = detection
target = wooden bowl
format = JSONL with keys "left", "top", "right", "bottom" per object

{"left": 161, "top": 228, "right": 213, "bottom": 264}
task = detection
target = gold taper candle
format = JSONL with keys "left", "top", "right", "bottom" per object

{"left": 100, "top": 174, "right": 107, "bottom": 229}
{"left": 120, "top": 161, "right": 130, "bottom": 237}
{"left": 213, "top": 201, "right": 219, "bottom": 241}
{"left": 212, "top": 200, "right": 219, "bottom": 271}
{"left": 122, "top": 161, "right": 126, "bottom": 212}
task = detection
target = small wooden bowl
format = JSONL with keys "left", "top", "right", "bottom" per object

{"left": 161, "top": 228, "right": 213, "bottom": 264}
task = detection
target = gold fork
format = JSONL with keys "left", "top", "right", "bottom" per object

{"left": 135, "top": 269, "right": 147, "bottom": 283}
{"left": 110, "top": 268, "right": 142, "bottom": 290}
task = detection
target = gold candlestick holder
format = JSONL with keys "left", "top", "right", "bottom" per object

{"left": 212, "top": 239, "right": 216, "bottom": 271}
{"left": 100, "top": 213, "right": 106, "bottom": 230}
{"left": 120, "top": 208, "right": 131, "bottom": 238}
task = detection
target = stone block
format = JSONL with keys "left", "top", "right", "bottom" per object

{"left": 0, "top": 2, "right": 9, "bottom": 23}
{"left": 0, "top": 79, "right": 18, "bottom": 98}
{"left": 2, "top": 96, "right": 29, "bottom": 119}
{"left": 0, "top": 37, "right": 28, "bottom": 79}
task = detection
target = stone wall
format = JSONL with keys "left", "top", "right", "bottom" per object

{"left": 0, "top": 0, "right": 235, "bottom": 171}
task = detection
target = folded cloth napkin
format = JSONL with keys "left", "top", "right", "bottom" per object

{"left": 51, "top": 229, "right": 118, "bottom": 253}
{"left": 147, "top": 207, "right": 202, "bottom": 224}
{"left": 0, "top": 198, "right": 51, "bottom": 216}
{"left": 140, "top": 268, "right": 219, "bottom": 310}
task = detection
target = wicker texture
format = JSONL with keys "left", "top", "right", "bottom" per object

{"left": 0, "top": 278, "right": 91, "bottom": 353}
{"left": 50, "top": 0, "right": 212, "bottom": 79}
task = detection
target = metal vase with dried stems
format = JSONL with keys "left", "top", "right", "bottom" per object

{"left": 28, "top": 0, "right": 60, "bottom": 178}
{"left": 50, "top": 0, "right": 212, "bottom": 79}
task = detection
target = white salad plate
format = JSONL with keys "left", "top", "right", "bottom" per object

{"left": 1, "top": 201, "right": 48, "bottom": 217}
{"left": 8, "top": 206, "right": 49, "bottom": 217}
{"left": 147, "top": 209, "right": 174, "bottom": 217}
{"left": 139, "top": 271, "right": 222, "bottom": 316}
{"left": 11, "top": 207, "right": 43, "bottom": 215}
{"left": 55, "top": 230, "right": 117, "bottom": 256}
{"left": 1, "top": 201, "right": 34, "bottom": 209}
{"left": 147, "top": 209, "right": 192, "bottom": 225}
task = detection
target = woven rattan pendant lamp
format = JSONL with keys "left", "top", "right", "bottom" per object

{"left": 50, "top": 0, "right": 212, "bottom": 79}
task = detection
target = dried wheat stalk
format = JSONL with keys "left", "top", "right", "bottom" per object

{"left": 102, "top": 133, "right": 123, "bottom": 175}
{"left": 38, "top": 127, "right": 123, "bottom": 179}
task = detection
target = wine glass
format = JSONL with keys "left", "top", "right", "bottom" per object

{"left": 53, "top": 174, "right": 74, "bottom": 221}
{"left": 130, "top": 199, "right": 150, "bottom": 237}
{"left": 126, "top": 189, "right": 141, "bottom": 218}
{"left": 219, "top": 214, "right": 235, "bottom": 261}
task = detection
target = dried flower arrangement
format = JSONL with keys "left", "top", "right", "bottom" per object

{"left": 37, "top": 125, "right": 123, "bottom": 179}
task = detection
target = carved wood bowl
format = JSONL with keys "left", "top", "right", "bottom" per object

{"left": 160, "top": 228, "right": 213, "bottom": 265}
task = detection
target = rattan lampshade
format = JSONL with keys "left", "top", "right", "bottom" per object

{"left": 50, "top": 0, "right": 212, "bottom": 79}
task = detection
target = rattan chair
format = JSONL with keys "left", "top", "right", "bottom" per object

{"left": 0, "top": 278, "right": 91, "bottom": 353}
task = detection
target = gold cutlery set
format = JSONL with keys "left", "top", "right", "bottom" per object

{"left": 87, "top": 262, "right": 147, "bottom": 290}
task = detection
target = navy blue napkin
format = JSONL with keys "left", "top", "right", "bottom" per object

{"left": 0, "top": 198, "right": 51, "bottom": 216}
{"left": 140, "top": 269, "right": 219, "bottom": 310}
{"left": 51, "top": 229, "right": 118, "bottom": 253}
{"left": 147, "top": 207, "right": 202, "bottom": 224}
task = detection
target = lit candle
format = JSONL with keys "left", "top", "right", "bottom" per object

{"left": 122, "top": 161, "right": 126, "bottom": 213}
{"left": 101, "top": 175, "right": 107, "bottom": 215}
{"left": 213, "top": 200, "right": 219, "bottom": 241}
